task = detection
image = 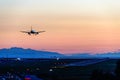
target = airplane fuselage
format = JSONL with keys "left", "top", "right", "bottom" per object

{"left": 21, "top": 27, "right": 45, "bottom": 35}
{"left": 31, "top": 30, "right": 36, "bottom": 33}
{"left": 28, "top": 30, "right": 39, "bottom": 35}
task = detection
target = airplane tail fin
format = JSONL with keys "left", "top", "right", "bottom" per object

{"left": 31, "top": 26, "right": 32, "bottom": 31}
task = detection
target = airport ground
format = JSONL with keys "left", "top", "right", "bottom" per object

{"left": 0, "top": 58, "right": 118, "bottom": 80}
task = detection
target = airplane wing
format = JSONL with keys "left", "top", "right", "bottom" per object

{"left": 20, "top": 31, "right": 29, "bottom": 33}
{"left": 38, "top": 31, "right": 45, "bottom": 33}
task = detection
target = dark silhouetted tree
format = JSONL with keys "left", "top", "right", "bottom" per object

{"left": 115, "top": 59, "right": 120, "bottom": 80}
{"left": 90, "top": 69, "right": 115, "bottom": 80}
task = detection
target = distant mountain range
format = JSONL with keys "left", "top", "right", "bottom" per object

{"left": 0, "top": 47, "right": 120, "bottom": 58}
{"left": 0, "top": 47, "right": 64, "bottom": 58}
{"left": 68, "top": 52, "right": 120, "bottom": 58}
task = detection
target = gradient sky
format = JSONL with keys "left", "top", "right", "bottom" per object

{"left": 1, "top": 0, "right": 120, "bottom": 54}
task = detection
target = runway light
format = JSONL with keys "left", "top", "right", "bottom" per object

{"left": 56, "top": 58, "right": 60, "bottom": 61}
{"left": 16, "top": 58, "right": 21, "bottom": 61}
{"left": 49, "top": 69, "right": 53, "bottom": 72}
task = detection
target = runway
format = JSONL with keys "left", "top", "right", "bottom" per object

{"left": 63, "top": 58, "right": 109, "bottom": 67}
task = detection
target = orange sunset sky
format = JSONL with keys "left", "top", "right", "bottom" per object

{"left": 1, "top": 0, "right": 120, "bottom": 54}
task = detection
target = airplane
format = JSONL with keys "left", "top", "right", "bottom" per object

{"left": 21, "top": 26, "right": 45, "bottom": 35}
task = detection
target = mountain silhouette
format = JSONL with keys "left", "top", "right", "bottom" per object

{"left": 0, "top": 47, "right": 64, "bottom": 58}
